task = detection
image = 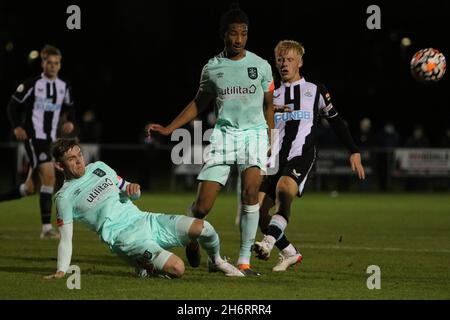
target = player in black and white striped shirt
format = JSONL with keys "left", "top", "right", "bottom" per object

{"left": 1, "top": 45, "right": 75, "bottom": 239}
{"left": 253, "top": 40, "right": 365, "bottom": 271}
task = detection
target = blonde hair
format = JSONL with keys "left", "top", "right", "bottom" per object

{"left": 40, "top": 45, "right": 62, "bottom": 61}
{"left": 274, "top": 40, "right": 305, "bottom": 59}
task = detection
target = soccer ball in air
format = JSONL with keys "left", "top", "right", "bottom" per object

{"left": 410, "top": 48, "right": 446, "bottom": 82}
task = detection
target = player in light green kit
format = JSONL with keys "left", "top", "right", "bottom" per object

{"left": 146, "top": 4, "right": 275, "bottom": 275}
{"left": 44, "top": 139, "right": 244, "bottom": 279}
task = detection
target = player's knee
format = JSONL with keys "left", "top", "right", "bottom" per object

{"left": 241, "top": 186, "right": 259, "bottom": 204}
{"left": 191, "top": 219, "right": 215, "bottom": 238}
{"left": 39, "top": 166, "right": 55, "bottom": 185}
{"left": 276, "top": 180, "right": 292, "bottom": 194}
{"left": 188, "top": 219, "right": 204, "bottom": 238}
{"left": 276, "top": 183, "right": 296, "bottom": 202}
{"left": 168, "top": 260, "right": 185, "bottom": 278}
{"left": 41, "top": 174, "right": 55, "bottom": 186}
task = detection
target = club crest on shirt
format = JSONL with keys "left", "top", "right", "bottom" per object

{"left": 93, "top": 168, "right": 106, "bottom": 177}
{"left": 292, "top": 169, "right": 301, "bottom": 178}
{"left": 39, "top": 152, "right": 48, "bottom": 161}
{"left": 247, "top": 67, "right": 258, "bottom": 79}
{"left": 143, "top": 250, "right": 153, "bottom": 261}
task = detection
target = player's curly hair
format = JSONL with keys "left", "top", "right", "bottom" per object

{"left": 219, "top": 3, "right": 249, "bottom": 38}
{"left": 40, "top": 45, "right": 62, "bottom": 61}
{"left": 51, "top": 138, "right": 80, "bottom": 162}
{"left": 275, "top": 40, "right": 305, "bottom": 59}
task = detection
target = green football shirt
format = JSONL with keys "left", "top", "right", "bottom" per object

{"left": 55, "top": 161, "right": 141, "bottom": 244}
{"left": 199, "top": 50, "right": 274, "bottom": 130}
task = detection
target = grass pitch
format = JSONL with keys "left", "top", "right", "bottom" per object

{"left": 0, "top": 192, "right": 449, "bottom": 300}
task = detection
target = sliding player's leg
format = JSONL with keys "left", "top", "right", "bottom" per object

{"left": 137, "top": 248, "right": 185, "bottom": 279}
{"left": 179, "top": 217, "right": 243, "bottom": 276}
{"left": 111, "top": 213, "right": 185, "bottom": 279}
{"left": 145, "top": 213, "right": 243, "bottom": 277}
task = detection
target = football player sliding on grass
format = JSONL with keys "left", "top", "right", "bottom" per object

{"left": 44, "top": 138, "right": 244, "bottom": 280}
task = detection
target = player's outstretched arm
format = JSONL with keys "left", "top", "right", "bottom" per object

{"left": 264, "top": 91, "right": 275, "bottom": 131}
{"left": 349, "top": 153, "right": 365, "bottom": 180}
{"left": 145, "top": 90, "right": 214, "bottom": 137}
{"left": 7, "top": 99, "right": 28, "bottom": 140}
{"left": 44, "top": 223, "right": 73, "bottom": 279}
{"left": 61, "top": 84, "right": 76, "bottom": 135}
{"left": 117, "top": 176, "right": 141, "bottom": 200}
{"left": 327, "top": 115, "right": 365, "bottom": 180}
{"left": 264, "top": 90, "right": 275, "bottom": 146}
{"left": 125, "top": 183, "right": 141, "bottom": 199}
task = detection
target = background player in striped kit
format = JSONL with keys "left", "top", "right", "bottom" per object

{"left": 1, "top": 45, "right": 75, "bottom": 239}
{"left": 253, "top": 40, "right": 365, "bottom": 271}
{"left": 146, "top": 5, "right": 275, "bottom": 275}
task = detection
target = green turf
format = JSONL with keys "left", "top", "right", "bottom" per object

{"left": 0, "top": 192, "right": 449, "bottom": 299}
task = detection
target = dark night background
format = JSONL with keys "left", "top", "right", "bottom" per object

{"left": 1, "top": 0, "right": 449, "bottom": 145}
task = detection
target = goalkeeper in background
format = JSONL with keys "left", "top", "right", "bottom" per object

{"left": 45, "top": 139, "right": 243, "bottom": 279}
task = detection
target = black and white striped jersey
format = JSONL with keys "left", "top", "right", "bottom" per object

{"left": 269, "top": 77, "right": 338, "bottom": 164}
{"left": 7, "top": 73, "right": 75, "bottom": 141}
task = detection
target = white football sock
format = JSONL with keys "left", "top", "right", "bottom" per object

{"left": 42, "top": 223, "right": 53, "bottom": 233}
{"left": 282, "top": 244, "right": 297, "bottom": 256}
